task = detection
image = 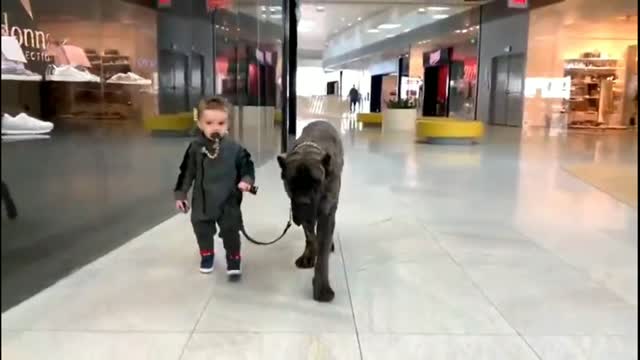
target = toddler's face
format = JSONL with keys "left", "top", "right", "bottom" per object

{"left": 198, "top": 109, "right": 228, "bottom": 139}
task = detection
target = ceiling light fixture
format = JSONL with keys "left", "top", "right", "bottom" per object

{"left": 367, "top": 29, "right": 380, "bottom": 33}
{"left": 428, "top": 6, "right": 449, "bottom": 11}
{"left": 378, "top": 23, "right": 401, "bottom": 29}
{"left": 433, "top": 14, "right": 449, "bottom": 19}
{"left": 270, "top": 14, "right": 282, "bottom": 19}
{"left": 357, "top": 17, "right": 362, "bottom": 21}
{"left": 348, "top": 23, "right": 352, "bottom": 26}
{"left": 418, "top": 8, "right": 426, "bottom": 13}
{"left": 404, "top": 28, "right": 411, "bottom": 32}
{"left": 386, "top": 34, "right": 395, "bottom": 38}
{"left": 316, "top": 6, "right": 325, "bottom": 11}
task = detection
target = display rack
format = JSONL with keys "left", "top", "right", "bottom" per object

{"left": 563, "top": 55, "right": 625, "bottom": 129}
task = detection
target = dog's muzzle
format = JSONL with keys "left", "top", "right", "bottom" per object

{"left": 291, "top": 203, "right": 316, "bottom": 226}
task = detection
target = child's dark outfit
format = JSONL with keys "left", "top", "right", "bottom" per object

{"left": 174, "top": 131, "right": 255, "bottom": 274}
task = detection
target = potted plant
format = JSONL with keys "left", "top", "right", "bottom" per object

{"left": 383, "top": 98, "right": 418, "bottom": 132}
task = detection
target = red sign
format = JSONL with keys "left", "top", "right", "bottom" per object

{"left": 508, "top": 0, "right": 528, "bottom": 8}
{"left": 157, "top": 0, "right": 171, "bottom": 8}
{"left": 207, "top": 0, "right": 231, "bottom": 12}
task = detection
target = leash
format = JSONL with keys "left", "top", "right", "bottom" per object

{"left": 240, "top": 185, "right": 294, "bottom": 246}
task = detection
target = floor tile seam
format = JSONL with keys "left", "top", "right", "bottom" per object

{"left": 418, "top": 223, "right": 542, "bottom": 360}
{"left": 177, "top": 286, "right": 217, "bottom": 360}
{"left": 424, "top": 220, "right": 639, "bottom": 308}
{"left": 336, "top": 229, "right": 365, "bottom": 360}
{"left": 2, "top": 329, "right": 634, "bottom": 338}
{"left": 510, "top": 226, "right": 640, "bottom": 308}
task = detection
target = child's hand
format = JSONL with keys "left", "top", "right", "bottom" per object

{"left": 176, "top": 200, "right": 189, "bottom": 213}
{"left": 237, "top": 181, "right": 252, "bottom": 192}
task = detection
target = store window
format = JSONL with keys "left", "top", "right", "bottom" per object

{"left": 524, "top": 1, "right": 638, "bottom": 130}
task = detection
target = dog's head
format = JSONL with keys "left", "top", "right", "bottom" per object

{"left": 277, "top": 153, "right": 331, "bottom": 226}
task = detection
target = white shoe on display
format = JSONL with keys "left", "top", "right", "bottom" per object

{"left": 2, "top": 113, "right": 54, "bottom": 135}
{"left": 46, "top": 65, "right": 101, "bottom": 82}
{"left": 2, "top": 59, "right": 42, "bottom": 81}
{"left": 107, "top": 72, "right": 152, "bottom": 85}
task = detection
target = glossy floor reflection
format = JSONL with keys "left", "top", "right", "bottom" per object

{"left": 1, "top": 116, "right": 637, "bottom": 360}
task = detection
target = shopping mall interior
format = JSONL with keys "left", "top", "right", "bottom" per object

{"left": 1, "top": 0, "right": 638, "bottom": 359}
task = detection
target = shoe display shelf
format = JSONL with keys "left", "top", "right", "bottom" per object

{"left": 563, "top": 54, "right": 625, "bottom": 130}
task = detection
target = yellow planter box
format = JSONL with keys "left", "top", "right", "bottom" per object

{"left": 416, "top": 118, "right": 484, "bottom": 140}
{"left": 357, "top": 112, "right": 383, "bottom": 125}
{"left": 144, "top": 112, "right": 194, "bottom": 132}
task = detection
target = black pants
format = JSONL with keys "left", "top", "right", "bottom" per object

{"left": 350, "top": 100, "right": 358, "bottom": 113}
{"left": 191, "top": 197, "right": 242, "bottom": 256}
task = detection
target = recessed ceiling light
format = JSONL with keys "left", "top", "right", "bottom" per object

{"left": 433, "top": 14, "right": 448, "bottom": 19}
{"left": 418, "top": 8, "right": 426, "bottom": 13}
{"left": 261, "top": 14, "right": 267, "bottom": 18}
{"left": 455, "top": 29, "right": 461, "bottom": 33}
{"left": 341, "top": 18, "right": 345, "bottom": 22}
{"left": 367, "top": 29, "right": 380, "bottom": 33}
{"left": 357, "top": 17, "right": 362, "bottom": 21}
{"left": 461, "top": 29, "right": 468, "bottom": 33}
{"left": 404, "top": 28, "right": 411, "bottom": 32}
{"left": 386, "top": 35, "right": 394, "bottom": 38}
{"left": 316, "top": 6, "right": 325, "bottom": 11}
{"left": 270, "top": 14, "right": 282, "bottom": 19}
{"left": 348, "top": 23, "right": 352, "bottom": 26}
{"left": 378, "top": 23, "right": 401, "bottom": 29}
{"left": 428, "top": 6, "right": 449, "bottom": 11}
{"left": 261, "top": 6, "right": 267, "bottom": 11}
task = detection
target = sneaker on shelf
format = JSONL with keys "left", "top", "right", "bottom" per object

{"left": 226, "top": 254, "right": 242, "bottom": 276}
{"left": 107, "top": 72, "right": 152, "bottom": 85}
{"left": 2, "top": 113, "right": 54, "bottom": 135}
{"left": 200, "top": 253, "right": 214, "bottom": 274}
{"left": 46, "top": 65, "right": 101, "bottom": 82}
{"left": 1, "top": 67, "right": 42, "bottom": 81}
{"left": 2, "top": 57, "right": 42, "bottom": 81}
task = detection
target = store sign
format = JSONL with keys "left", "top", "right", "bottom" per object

{"left": 206, "top": 0, "right": 231, "bottom": 12}
{"left": 1, "top": 7, "right": 53, "bottom": 71}
{"left": 524, "top": 77, "right": 571, "bottom": 99}
{"left": 157, "top": 0, "right": 171, "bottom": 8}
{"left": 508, "top": 0, "right": 528, "bottom": 9}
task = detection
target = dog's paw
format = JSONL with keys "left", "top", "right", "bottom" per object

{"left": 295, "top": 255, "right": 315, "bottom": 269}
{"left": 312, "top": 279, "right": 335, "bottom": 302}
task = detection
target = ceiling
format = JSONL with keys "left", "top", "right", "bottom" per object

{"left": 236, "top": 0, "right": 483, "bottom": 54}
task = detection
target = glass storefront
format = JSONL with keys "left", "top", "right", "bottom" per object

{"left": 408, "top": 25, "right": 480, "bottom": 120}
{"left": 1, "top": 0, "right": 285, "bottom": 310}
{"left": 524, "top": 0, "right": 638, "bottom": 130}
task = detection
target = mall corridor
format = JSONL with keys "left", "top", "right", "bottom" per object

{"left": 2, "top": 116, "right": 637, "bottom": 359}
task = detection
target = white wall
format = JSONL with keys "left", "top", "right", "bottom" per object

{"left": 297, "top": 66, "right": 327, "bottom": 96}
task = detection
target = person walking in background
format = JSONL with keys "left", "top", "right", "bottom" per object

{"left": 348, "top": 85, "right": 359, "bottom": 113}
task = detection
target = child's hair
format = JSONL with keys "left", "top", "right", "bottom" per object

{"left": 197, "top": 96, "right": 230, "bottom": 120}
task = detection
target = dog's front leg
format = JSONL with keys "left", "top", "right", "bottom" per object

{"left": 312, "top": 206, "right": 336, "bottom": 302}
{"left": 295, "top": 224, "right": 317, "bottom": 269}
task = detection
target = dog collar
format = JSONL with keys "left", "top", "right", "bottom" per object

{"left": 293, "top": 141, "right": 323, "bottom": 153}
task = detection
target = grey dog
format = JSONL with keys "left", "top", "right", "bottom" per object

{"left": 277, "top": 121, "right": 344, "bottom": 302}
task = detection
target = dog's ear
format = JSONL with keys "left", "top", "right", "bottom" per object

{"left": 321, "top": 154, "right": 331, "bottom": 176}
{"left": 277, "top": 154, "right": 287, "bottom": 170}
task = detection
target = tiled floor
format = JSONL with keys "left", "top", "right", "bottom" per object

{"left": 1, "top": 118, "right": 637, "bottom": 359}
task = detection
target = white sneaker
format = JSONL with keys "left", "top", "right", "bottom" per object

{"left": 2, "top": 113, "right": 54, "bottom": 135}
{"left": 46, "top": 65, "right": 100, "bottom": 82}
{"left": 107, "top": 72, "right": 151, "bottom": 85}
{"left": 2, "top": 54, "right": 41, "bottom": 81}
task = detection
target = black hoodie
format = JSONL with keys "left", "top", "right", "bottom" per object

{"left": 174, "top": 131, "right": 255, "bottom": 221}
